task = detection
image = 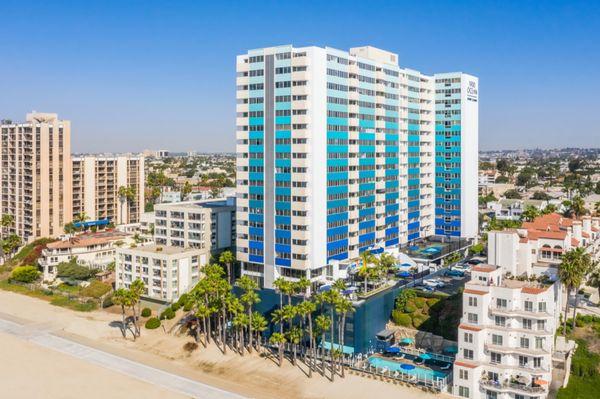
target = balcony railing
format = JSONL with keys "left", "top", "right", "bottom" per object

{"left": 480, "top": 379, "right": 547, "bottom": 394}
{"left": 485, "top": 343, "right": 549, "bottom": 356}
{"left": 489, "top": 305, "right": 551, "bottom": 319}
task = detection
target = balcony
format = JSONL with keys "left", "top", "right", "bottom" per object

{"left": 480, "top": 379, "right": 548, "bottom": 395}
{"left": 489, "top": 305, "right": 551, "bottom": 319}
{"left": 485, "top": 343, "right": 549, "bottom": 357}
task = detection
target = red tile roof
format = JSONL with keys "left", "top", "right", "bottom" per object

{"left": 472, "top": 265, "right": 497, "bottom": 273}
{"left": 459, "top": 324, "right": 483, "bottom": 332}
{"left": 464, "top": 288, "right": 489, "bottom": 296}
{"left": 521, "top": 286, "right": 549, "bottom": 294}
{"left": 454, "top": 361, "right": 478, "bottom": 369}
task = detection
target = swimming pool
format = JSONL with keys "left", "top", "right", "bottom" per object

{"left": 368, "top": 356, "right": 448, "bottom": 380}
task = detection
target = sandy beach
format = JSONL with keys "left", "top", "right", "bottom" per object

{"left": 0, "top": 290, "right": 446, "bottom": 399}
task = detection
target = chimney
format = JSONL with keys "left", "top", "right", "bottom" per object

{"left": 572, "top": 220, "right": 582, "bottom": 244}
{"left": 582, "top": 216, "right": 592, "bottom": 236}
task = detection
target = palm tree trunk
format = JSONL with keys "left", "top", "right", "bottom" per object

{"left": 572, "top": 285, "right": 580, "bottom": 329}
{"left": 308, "top": 314, "right": 314, "bottom": 378}
{"left": 330, "top": 308, "right": 335, "bottom": 382}
{"left": 364, "top": 276, "right": 368, "bottom": 293}
{"left": 206, "top": 313, "right": 212, "bottom": 344}
{"left": 248, "top": 308, "right": 253, "bottom": 353}
{"left": 320, "top": 332, "right": 326, "bottom": 376}
{"left": 202, "top": 317, "right": 208, "bottom": 347}
{"left": 278, "top": 344, "right": 283, "bottom": 367}
{"left": 341, "top": 313, "right": 347, "bottom": 378}
{"left": 120, "top": 305, "right": 127, "bottom": 338}
{"left": 222, "top": 306, "right": 227, "bottom": 353}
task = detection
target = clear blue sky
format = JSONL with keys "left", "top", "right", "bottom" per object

{"left": 1, "top": 0, "right": 598, "bottom": 153}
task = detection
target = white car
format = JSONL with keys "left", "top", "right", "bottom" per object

{"left": 451, "top": 263, "right": 471, "bottom": 272}
{"left": 424, "top": 278, "right": 445, "bottom": 288}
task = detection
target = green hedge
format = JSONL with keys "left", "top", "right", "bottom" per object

{"left": 10, "top": 266, "right": 40, "bottom": 283}
{"left": 392, "top": 310, "right": 412, "bottom": 327}
{"left": 171, "top": 302, "right": 181, "bottom": 312}
{"left": 183, "top": 302, "right": 193, "bottom": 312}
{"left": 141, "top": 307, "right": 152, "bottom": 317}
{"left": 160, "top": 307, "right": 175, "bottom": 320}
{"left": 145, "top": 317, "right": 161, "bottom": 329}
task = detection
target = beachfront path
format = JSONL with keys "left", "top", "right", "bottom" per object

{"left": 0, "top": 315, "right": 245, "bottom": 399}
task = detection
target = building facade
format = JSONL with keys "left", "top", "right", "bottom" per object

{"left": 39, "top": 230, "right": 133, "bottom": 281}
{"left": 235, "top": 45, "right": 478, "bottom": 288}
{"left": 1, "top": 112, "right": 72, "bottom": 241}
{"left": 453, "top": 265, "right": 559, "bottom": 399}
{"left": 115, "top": 245, "right": 207, "bottom": 302}
{"left": 154, "top": 197, "right": 235, "bottom": 252}
{"left": 72, "top": 155, "right": 145, "bottom": 225}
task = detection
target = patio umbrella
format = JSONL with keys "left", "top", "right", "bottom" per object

{"left": 418, "top": 353, "right": 432, "bottom": 360}
{"left": 398, "top": 271, "right": 411, "bottom": 278}
{"left": 444, "top": 346, "right": 458, "bottom": 354}
{"left": 401, "top": 263, "right": 412, "bottom": 267}
{"left": 400, "top": 363, "right": 415, "bottom": 370}
{"left": 400, "top": 338, "right": 414, "bottom": 345}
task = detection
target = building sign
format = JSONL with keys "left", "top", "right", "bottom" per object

{"left": 467, "top": 80, "right": 478, "bottom": 102}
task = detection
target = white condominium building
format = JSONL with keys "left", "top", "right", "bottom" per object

{"left": 115, "top": 245, "right": 207, "bottom": 302}
{"left": 39, "top": 230, "right": 133, "bottom": 281}
{"left": 236, "top": 45, "right": 478, "bottom": 288}
{"left": 1, "top": 112, "right": 72, "bottom": 241}
{"left": 72, "top": 155, "right": 145, "bottom": 224}
{"left": 154, "top": 197, "right": 236, "bottom": 252}
{"left": 453, "top": 265, "right": 560, "bottom": 399}
{"left": 488, "top": 213, "right": 600, "bottom": 279}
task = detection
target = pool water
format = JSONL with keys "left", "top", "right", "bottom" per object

{"left": 368, "top": 356, "right": 448, "bottom": 380}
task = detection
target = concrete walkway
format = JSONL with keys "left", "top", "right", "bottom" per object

{"left": 0, "top": 316, "right": 246, "bottom": 399}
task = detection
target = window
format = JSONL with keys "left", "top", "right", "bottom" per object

{"left": 468, "top": 296, "right": 477, "bottom": 307}
{"left": 490, "top": 352, "right": 502, "bottom": 364}
{"left": 459, "top": 369, "right": 469, "bottom": 380}
{"left": 496, "top": 298, "right": 507, "bottom": 308}
{"left": 523, "top": 319, "right": 532, "bottom": 330}
{"left": 464, "top": 332, "right": 473, "bottom": 343}
{"left": 534, "top": 357, "right": 542, "bottom": 368}
{"left": 494, "top": 316, "right": 506, "bottom": 327}
{"left": 492, "top": 334, "right": 503, "bottom": 346}
{"left": 537, "top": 319, "right": 546, "bottom": 331}
{"left": 538, "top": 302, "right": 547, "bottom": 312}
{"left": 535, "top": 337, "right": 544, "bottom": 349}
{"left": 468, "top": 313, "right": 478, "bottom": 324}
{"left": 524, "top": 301, "right": 533, "bottom": 312}
{"left": 485, "top": 391, "right": 497, "bottom": 399}
{"left": 463, "top": 349, "right": 474, "bottom": 360}
{"left": 518, "top": 355, "right": 528, "bottom": 367}
{"left": 458, "top": 386, "right": 470, "bottom": 398}
{"left": 520, "top": 337, "right": 530, "bottom": 349}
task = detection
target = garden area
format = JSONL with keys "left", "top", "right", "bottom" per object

{"left": 390, "top": 288, "right": 462, "bottom": 341}
{"left": 1, "top": 248, "right": 112, "bottom": 312}
{"left": 557, "top": 314, "right": 600, "bottom": 399}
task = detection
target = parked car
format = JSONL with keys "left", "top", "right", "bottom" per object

{"left": 451, "top": 263, "right": 470, "bottom": 272}
{"left": 445, "top": 269, "right": 465, "bottom": 277}
{"left": 424, "top": 278, "right": 445, "bottom": 288}
{"left": 466, "top": 258, "right": 484, "bottom": 265}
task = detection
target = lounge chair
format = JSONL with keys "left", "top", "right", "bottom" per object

{"left": 440, "top": 363, "right": 452, "bottom": 370}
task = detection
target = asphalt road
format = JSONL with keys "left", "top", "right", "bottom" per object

{"left": 0, "top": 316, "right": 246, "bottom": 399}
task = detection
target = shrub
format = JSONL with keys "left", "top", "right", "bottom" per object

{"left": 392, "top": 311, "right": 412, "bottom": 327}
{"left": 56, "top": 259, "right": 97, "bottom": 280}
{"left": 145, "top": 317, "right": 161, "bottom": 329}
{"left": 183, "top": 302, "right": 193, "bottom": 312}
{"left": 102, "top": 294, "right": 114, "bottom": 308}
{"left": 412, "top": 314, "right": 428, "bottom": 328}
{"left": 11, "top": 265, "right": 40, "bottom": 283}
{"left": 141, "top": 307, "right": 152, "bottom": 317}
{"left": 177, "top": 293, "right": 189, "bottom": 307}
{"left": 413, "top": 297, "right": 427, "bottom": 308}
{"left": 160, "top": 308, "right": 175, "bottom": 320}
{"left": 171, "top": 302, "right": 181, "bottom": 312}
{"left": 404, "top": 303, "right": 417, "bottom": 313}
{"left": 80, "top": 280, "right": 112, "bottom": 298}
{"left": 426, "top": 298, "right": 440, "bottom": 307}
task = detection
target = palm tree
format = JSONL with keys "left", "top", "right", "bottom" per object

{"left": 297, "top": 300, "right": 317, "bottom": 377}
{"left": 238, "top": 275, "right": 260, "bottom": 352}
{"left": 129, "top": 279, "right": 145, "bottom": 338}
{"left": 232, "top": 312, "right": 249, "bottom": 355}
{"left": 377, "top": 252, "right": 396, "bottom": 280}
{"left": 357, "top": 250, "right": 375, "bottom": 293}
{"left": 521, "top": 205, "right": 541, "bottom": 222}
{"left": 251, "top": 312, "right": 268, "bottom": 352}
{"left": 1, "top": 214, "right": 14, "bottom": 239}
{"left": 559, "top": 248, "right": 585, "bottom": 335}
{"left": 286, "top": 325, "right": 303, "bottom": 366}
{"left": 195, "top": 301, "right": 211, "bottom": 347}
{"left": 1, "top": 234, "right": 21, "bottom": 260}
{"left": 219, "top": 250, "right": 235, "bottom": 283}
{"left": 118, "top": 186, "right": 136, "bottom": 224}
{"left": 112, "top": 288, "right": 133, "bottom": 339}
{"left": 315, "top": 314, "right": 331, "bottom": 376}
{"left": 570, "top": 196, "right": 587, "bottom": 218}
{"left": 323, "top": 289, "right": 340, "bottom": 381}
{"left": 335, "top": 297, "right": 354, "bottom": 378}
{"left": 269, "top": 332, "right": 287, "bottom": 367}
{"left": 566, "top": 248, "right": 593, "bottom": 328}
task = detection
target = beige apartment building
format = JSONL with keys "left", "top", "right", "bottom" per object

{"left": 1, "top": 112, "right": 72, "bottom": 241}
{"left": 72, "top": 155, "right": 145, "bottom": 225}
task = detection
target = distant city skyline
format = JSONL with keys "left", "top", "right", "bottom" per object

{"left": 1, "top": 0, "right": 598, "bottom": 153}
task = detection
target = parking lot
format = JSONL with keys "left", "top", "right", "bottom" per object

{"left": 415, "top": 256, "right": 486, "bottom": 296}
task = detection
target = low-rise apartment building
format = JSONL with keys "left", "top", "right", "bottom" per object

{"left": 486, "top": 199, "right": 548, "bottom": 221}
{"left": 453, "top": 265, "right": 560, "bottom": 399}
{"left": 72, "top": 155, "right": 145, "bottom": 224}
{"left": 115, "top": 245, "right": 207, "bottom": 302}
{"left": 154, "top": 197, "right": 235, "bottom": 252}
{"left": 487, "top": 214, "right": 600, "bottom": 279}
{"left": 39, "top": 230, "right": 133, "bottom": 281}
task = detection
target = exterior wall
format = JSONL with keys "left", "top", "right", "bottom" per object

{"left": 1, "top": 113, "right": 72, "bottom": 241}
{"left": 72, "top": 155, "right": 145, "bottom": 225}
{"left": 115, "top": 246, "right": 207, "bottom": 302}
{"left": 236, "top": 46, "right": 478, "bottom": 288}
{"left": 154, "top": 198, "right": 236, "bottom": 253}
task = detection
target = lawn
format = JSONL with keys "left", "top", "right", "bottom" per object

{"left": 556, "top": 316, "right": 600, "bottom": 399}
{"left": 0, "top": 279, "right": 98, "bottom": 312}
